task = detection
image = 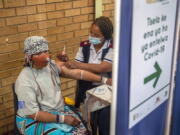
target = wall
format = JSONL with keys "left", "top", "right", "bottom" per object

{"left": 0, "top": 0, "right": 114, "bottom": 134}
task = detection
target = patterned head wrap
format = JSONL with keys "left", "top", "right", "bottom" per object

{"left": 24, "top": 36, "right": 49, "bottom": 56}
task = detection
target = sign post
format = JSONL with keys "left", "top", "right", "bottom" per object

{"left": 111, "top": 0, "right": 179, "bottom": 134}
{"left": 129, "top": 0, "right": 178, "bottom": 128}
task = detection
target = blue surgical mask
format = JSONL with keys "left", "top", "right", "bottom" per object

{"left": 89, "top": 36, "right": 102, "bottom": 45}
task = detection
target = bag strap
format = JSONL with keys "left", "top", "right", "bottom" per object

{"left": 101, "top": 47, "right": 110, "bottom": 61}
{"left": 82, "top": 45, "right": 90, "bottom": 63}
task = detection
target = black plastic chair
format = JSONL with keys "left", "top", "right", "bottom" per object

{"left": 12, "top": 83, "right": 22, "bottom": 135}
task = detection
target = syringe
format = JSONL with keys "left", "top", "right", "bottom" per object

{"left": 62, "top": 45, "right": 66, "bottom": 55}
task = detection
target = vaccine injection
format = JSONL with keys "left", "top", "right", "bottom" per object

{"left": 62, "top": 45, "right": 66, "bottom": 55}
{"left": 61, "top": 45, "right": 68, "bottom": 62}
{"left": 56, "top": 45, "right": 68, "bottom": 62}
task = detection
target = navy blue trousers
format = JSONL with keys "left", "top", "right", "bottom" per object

{"left": 90, "top": 106, "right": 110, "bottom": 135}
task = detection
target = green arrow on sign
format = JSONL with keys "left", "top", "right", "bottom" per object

{"left": 144, "top": 61, "right": 162, "bottom": 88}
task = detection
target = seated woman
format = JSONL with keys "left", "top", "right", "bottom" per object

{"left": 15, "top": 36, "right": 111, "bottom": 135}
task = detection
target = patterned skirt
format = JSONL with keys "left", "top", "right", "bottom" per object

{"left": 16, "top": 105, "right": 88, "bottom": 135}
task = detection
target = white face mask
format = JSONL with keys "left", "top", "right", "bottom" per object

{"left": 89, "top": 36, "right": 102, "bottom": 45}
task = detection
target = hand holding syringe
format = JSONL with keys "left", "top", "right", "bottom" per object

{"left": 56, "top": 45, "right": 69, "bottom": 62}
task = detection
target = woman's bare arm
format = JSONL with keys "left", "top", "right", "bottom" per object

{"left": 56, "top": 61, "right": 112, "bottom": 85}
{"left": 27, "top": 111, "right": 80, "bottom": 126}
{"left": 65, "top": 61, "right": 112, "bottom": 73}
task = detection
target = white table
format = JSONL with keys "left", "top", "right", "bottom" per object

{"left": 82, "top": 85, "right": 112, "bottom": 125}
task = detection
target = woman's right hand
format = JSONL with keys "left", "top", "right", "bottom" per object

{"left": 56, "top": 52, "right": 69, "bottom": 62}
{"left": 64, "top": 115, "right": 81, "bottom": 127}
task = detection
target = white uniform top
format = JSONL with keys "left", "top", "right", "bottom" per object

{"left": 15, "top": 61, "right": 64, "bottom": 117}
{"left": 75, "top": 40, "right": 113, "bottom": 64}
{"left": 75, "top": 40, "right": 113, "bottom": 85}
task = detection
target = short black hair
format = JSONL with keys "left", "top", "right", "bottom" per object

{"left": 92, "top": 16, "right": 113, "bottom": 40}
